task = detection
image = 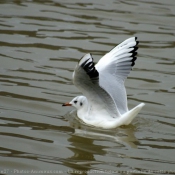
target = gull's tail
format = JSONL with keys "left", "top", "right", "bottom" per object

{"left": 122, "top": 103, "right": 145, "bottom": 125}
{"left": 93, "top": 103, "right": 145, "bottom": 129}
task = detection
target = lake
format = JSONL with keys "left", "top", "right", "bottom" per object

{"left": 0, "top": 0, "right": 175, "bottom": 175}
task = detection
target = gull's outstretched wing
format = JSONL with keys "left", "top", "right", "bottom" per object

{"left": 95, "top": 37, "right": 139, "bottom": 114}
{"left": 73, "top": 53, "right": 121, "bottom": 118}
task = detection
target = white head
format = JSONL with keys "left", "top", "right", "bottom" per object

{"left": 62, "top": 96, "right": 88, "bottom": 110}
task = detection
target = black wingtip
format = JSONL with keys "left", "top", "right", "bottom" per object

{"left": 79, "top": 53, "right": 99, "bottom": 79}
{"left": 129, "top": 38, "right": 139, "bottom": 67}
{"left": 129, "top": 46, "right": 138, "bottom": 54}
{"left": 131, "top": 56, "right": 137, "bottom": 66}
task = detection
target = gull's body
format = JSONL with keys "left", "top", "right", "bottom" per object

{"left": 63, "top": 37, "right": 145, "bottom": 129}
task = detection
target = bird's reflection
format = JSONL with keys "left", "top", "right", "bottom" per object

{"left": 64, "top": 110, "right": 138, "bottom": 148}
{"left": 64, "top": 135, "right": 105, "bottom": 174}
{"left": 62, "top": 111, "right": 139, "bottom": 174}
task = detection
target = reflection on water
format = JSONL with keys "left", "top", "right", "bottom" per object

{"left": 1, "top": 0, "right": 175, "bottom": 174}
{"left": 63, "top": 111, "right": 138, "bottom": 174}
{"left": 64, "top": 110, "right": 138, "bottom": 148}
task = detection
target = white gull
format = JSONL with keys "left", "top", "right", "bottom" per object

{"left": 63, "top": 37, "right": 145, "bottom": 129}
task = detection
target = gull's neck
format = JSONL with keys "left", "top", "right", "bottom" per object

{"left": 77, "top": 98, "right": 90, "bottom": 120}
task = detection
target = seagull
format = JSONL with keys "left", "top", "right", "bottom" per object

{"left": 63, "top": 37, "right": 145, "bottom": 129}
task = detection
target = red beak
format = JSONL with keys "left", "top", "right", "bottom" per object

{"left": 62, "top": 102, "right": 72, "bottom": 106}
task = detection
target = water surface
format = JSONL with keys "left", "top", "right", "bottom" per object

{"left": 0, "top": 0, "right": 175, "bottom": 175}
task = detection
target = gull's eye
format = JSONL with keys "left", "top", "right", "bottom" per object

{"left": 80, "top": 102, "right": 83, "bottom": 106}
{"left": 74, "top": 100, "right": 77, "bottom": 104}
